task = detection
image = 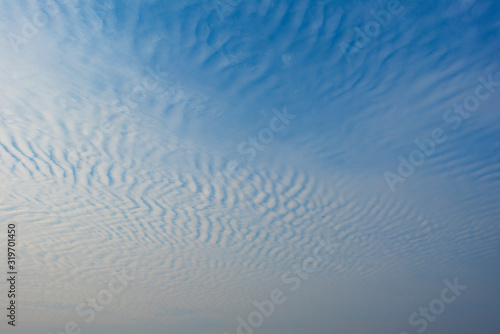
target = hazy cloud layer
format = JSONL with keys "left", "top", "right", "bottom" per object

{"left": 0, "top": 0, "right": 499, "bottom": 333}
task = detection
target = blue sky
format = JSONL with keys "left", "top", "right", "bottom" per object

{"left": 0, "top": 0, "right": 499, "bottom": 333}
